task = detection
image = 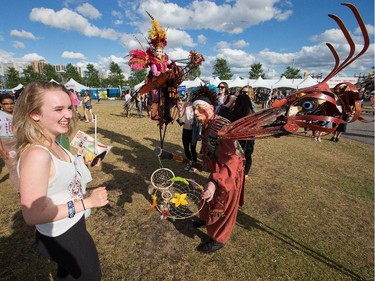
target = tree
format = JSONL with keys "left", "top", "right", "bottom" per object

{"left": 128, "top": 69, "right": 147, "bottom": 89}
{"left": 41, "top": 64, "right": 60, "bottom": 82}
{"left": 187, "top": 67, "right": 201, "bottom": 80}
{"left": 107, "top": 61, "right": 125, "bottom": 88}
{"left": 85, "top": 64, "right": 101, "bottom": 88}
{"left": 281, "top": 66, "right": 302, "bottom": 79}
{"left": 5, "top": 67, "right": 21, "bottom": 88}
{"left": 249, "top": 63, "right": 266, "bottom": 79}
{"left": 64, "top": 63, "right": 82, "bottom": 83}
{"left": 21, "top": 65, "right": 41, "bottom": 84}
{"left": 212, "top": 58, "right": 232, "bottom": 80}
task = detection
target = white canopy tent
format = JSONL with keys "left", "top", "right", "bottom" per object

{"left": 50, "top": 79, "right": 60, "bottom": 84}
{"left": 210, "top": 77, "right": 222, "bottom": 86}
{"left": 181, "top": 77, "right": 204, "bottom": 88}
{"left": 10, "top": 83, "right": 24, "bottom": 92}
{"left": 251, "top": 76, "right": 272, "bottom": 89}
{"left": 64, "top": 78, "right": 88, "bottom": 92}
{"left": 228, "top": 76, "right": 246, "bottom": 88}
{"left": 272, "top": 76, "right": 298, "bottom": 89}
{"left": 297, "top": 75, "right": 319, "bottom": 89}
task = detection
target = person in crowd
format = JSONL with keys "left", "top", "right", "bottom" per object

{"left": 218, "top": 86, "right": 256, "bottom": 178}
{"left": 179, "top": 97, "right": 198, "bottom": 172}
{"left": 83, "top": 91, "right": 95, "bottom": 122}
{"left": 215, "top": 82, "right": 229, "bottom": 113}
{"left": 0, "top": 93, "right": 19, "bottom": 192}
{"left": 238, "top": 86, "right": 256, "bottom": 177}
{"left": 136, "top": 93, "right": 143, "bottom": 118}
{"left": 190, "top": 85, "right": 245, "bottom": 253}
{"left": 123, "top": 90, "right": 133, "bottom": 117}
{"left": 69, "top": 89, "right": 79, "bottom": 114}
{"left": 13, "top": 81, "right": 108, "bottom": 280}
{"left": 330, "top": 114, "right": 349, "bottom": 142}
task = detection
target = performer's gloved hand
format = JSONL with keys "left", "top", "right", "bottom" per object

{"left": 202, "top": 181, "right": 216, "bottom": 202}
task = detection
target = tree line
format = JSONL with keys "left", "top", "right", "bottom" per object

{"left": 4, "top": 58, "right": 302, "bottom": 90}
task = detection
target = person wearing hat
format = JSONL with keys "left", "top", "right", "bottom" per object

{"left": 190, "top": 85, "right": 246, "bottom": 253}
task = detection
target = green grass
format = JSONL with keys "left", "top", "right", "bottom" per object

{"left": 0, "top": 101, "right": 373, "bottom": 281}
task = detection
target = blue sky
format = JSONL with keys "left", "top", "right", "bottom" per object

{"left": 0, "top": 0, "right": 373, "bottom": 79}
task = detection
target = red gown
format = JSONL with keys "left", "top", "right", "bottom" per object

{"left": 199, "top": 115, "right": 245, "bottom": 244}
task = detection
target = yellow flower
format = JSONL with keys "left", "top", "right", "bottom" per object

{"left": 170, "top": 193, "right": 188, "bottom": 207}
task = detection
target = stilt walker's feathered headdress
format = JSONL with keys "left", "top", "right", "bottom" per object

{"left": 146, "top": 11, "right": 167, "bottom": 50}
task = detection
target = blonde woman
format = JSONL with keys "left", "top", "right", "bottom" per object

{"left": 13, "top": 81, "right": 108, "bottom": 280}
{"left": 83, "top": 91, "right": 95, "bottom": 122}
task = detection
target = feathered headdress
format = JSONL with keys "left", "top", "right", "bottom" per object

{"left": 146, "top": 11, "right": 167, "bottom": 50}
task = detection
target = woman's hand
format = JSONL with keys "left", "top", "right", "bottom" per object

{"left": 86, "top": 187, "right": 108, "bottom": 208}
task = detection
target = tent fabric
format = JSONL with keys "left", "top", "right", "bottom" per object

{"left": 251, "top": 76, "right": 272, "bottom": 89}
{"left": 297, "top": 75, "right": 319, "bottom": 89}
{"left": 272, "top": 76, "right": 298, "bottom": 89}
{"left": 64, "top": 78, "right": 87, "bottom": 92}
{"left": 10, "top": 83, "right": 24, "bottom": 92}
{"left": 228, "top": 76, "right": 246, "bottom": 88}
{"left": 181, "top": 77, "right": 204, "bottom": 88}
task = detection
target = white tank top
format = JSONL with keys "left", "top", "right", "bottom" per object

{"left": 18, "top": 144, "right": 85, "bottom": 237}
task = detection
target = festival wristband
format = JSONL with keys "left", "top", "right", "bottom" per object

{"left": 67, "top": 201, "right": 75, "bottom": 218}
{"left": 81, "top": 199, "right": 86, "bottom": 211}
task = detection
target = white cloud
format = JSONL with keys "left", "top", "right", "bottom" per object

{"left": 167, "top": 29, "right": 195, "bottom": 48}
{"left": 61, "top": 51, "right": 87, "bottom": 60}
{"left": 131, "top": 0, "right": 293, "bottom": 34}
{"left": 355, "top": 24, "right": 374, "bottom": 36}
{"left": 10, "top": 29, "right": 37, "bottom": 40}
{"left": 13, "top": 41, "right": 25, "bottom": 49}
{"left": 216, "top": 41, "right": 231, "bottom": 50}
{"left": 197, "top": 34, "right": 207, "bottom": 44}
{"left": 20, "top": 53, "right": 45, "bottom": 62}
{"left": 29, "top": 8, "right": 120, "bottom": 40}
{"left": 0, "top": 50, "right": 15, "bottom": 63}
{"left": 233, "top": 40, "right": 249, "bottom": 48}
{"left": 76, "top": 3, "right": 102, "bottom": 19}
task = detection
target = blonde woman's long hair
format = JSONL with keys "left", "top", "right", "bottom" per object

{"left": 13, "top": 81, "right": 76, "bottom": 157}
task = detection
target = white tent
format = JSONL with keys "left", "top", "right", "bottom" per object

{"left": 50, "top": 79, "right": 60, "bottom": 84}
{"left": 251, "top": 76, "right": 272, "bottom": 89}
{"left": 182, "top": 77, "right": 204, "bottom": 88}
{"left": 64, "top": 78, "right": 88, "bottom": 92}
{"left": 297, "top": 75, "right": 319, "bottom": 89}
{"left": 272, "top": 76, "right": 297, "bottom": 89}
{"left": 229, "top": 76, "right": 246, "bottom": 88}
{"left": 210, "top": 77, "right": 222, "bottom": 86}
{"left": 10, "top": 83, "right": 24, "bottom": 92}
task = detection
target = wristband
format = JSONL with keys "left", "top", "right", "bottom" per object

{"left": 67, "top": 201, "right": 75, "bottom": 218}
{"left": 81, "top": 199, "right": 86, "bottom": 211}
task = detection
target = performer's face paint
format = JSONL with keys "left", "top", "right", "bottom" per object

{"left": 192, "top": 101, "right": 213, "bottom": 125}
{"left": 154, "top": 47, "right": 163, "bottom": 59}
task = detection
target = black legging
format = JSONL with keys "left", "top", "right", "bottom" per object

{"left": 182, "top": 128, "right": 197, "bottom": 162}
{"left": 239, "top": 140, "right": 255, "bottom": 175}
{"left": 35, "top": 216, "right": 101, "bottom": 281}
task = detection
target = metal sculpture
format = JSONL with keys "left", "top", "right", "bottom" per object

{"left": 218, "top": 3, "right": 371, "bottom": 141}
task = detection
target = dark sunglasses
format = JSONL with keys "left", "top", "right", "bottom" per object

{"left": 218, "top": 86, "right": 226, "bottom": 89}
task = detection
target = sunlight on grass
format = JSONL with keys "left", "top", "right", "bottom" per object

{"left": 0, "top": 101, "right": 373, "bottom": 280}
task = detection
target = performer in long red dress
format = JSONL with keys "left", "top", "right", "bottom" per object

{"left": 191, "top": 86, "right": 245, "bottom": 253}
